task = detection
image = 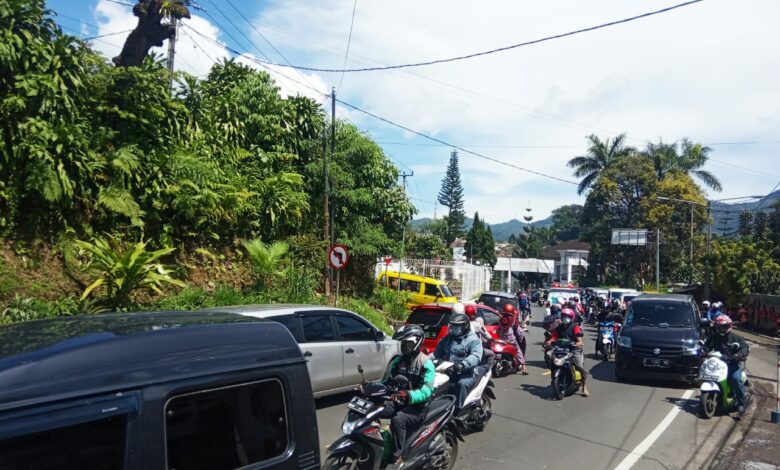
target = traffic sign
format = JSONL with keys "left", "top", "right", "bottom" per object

{"left": 329, "top": 244, "right": 350, "bottom": 271}
{"left": 384, "top": 256, "right": 392, "bottom": 266}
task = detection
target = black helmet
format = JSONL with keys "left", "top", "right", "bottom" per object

{"left": 448, "top": 313, "right": 471, "bottom": 337}
{"left": 393, "top": 324, "right": 424, "bottom": 357}
{"left": 567, "top": 300, "right": 577, "bottom": 310}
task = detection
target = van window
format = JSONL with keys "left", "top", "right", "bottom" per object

{"left": 301, "top": 314, "right": 335, "bottom": 342}
{"left": 479, "top": 308, "right": 501, "bottom": 326}
{"left": 440, "top": 285, "right": 454, "bottom": 298}
{"left": 166, "top": 379, "right": 288, "bottom": 470}
{"left": 424, "top": 283, "right": 440, "bottom": 297}
{"left": 0, "top": 415, "right": 127, "bottom": 470}
{"left": 400, "top": 279, "right": 420, "bottom": 293}
{"left": 336, "top": 315, "right": 373, "bottom": 341}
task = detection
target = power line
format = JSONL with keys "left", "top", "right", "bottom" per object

{"left": 752, "top": 180, "right": 780, "bottom": 212}
{"left": 237, "top": 0, "right": 703, "bottom": 73}
{"left": 336, "top": 0, "right": 358, "bottom": 93}
{"left": 85, "top": 29, "right": 134, "bottom": 40}
{"left": 335, "top": 98, "right": 579, "bottom": 186}
{"left": 179, "top": 26, "right": 217, "bottom": 65}
{"left": 105, "top": 0, "right": 134, "bottom": 7}
{"left": 204, "top": 0, "right": 272, "bottom": 62}
{"left": 223, "top": 0, "right": 292, "bottom": 65}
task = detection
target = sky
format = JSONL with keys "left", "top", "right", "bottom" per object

{"left": 46, "top": 0, "right": 780, "bottom": 224}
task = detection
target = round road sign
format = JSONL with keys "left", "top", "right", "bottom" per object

{"left": 329, "top": 244, "right": 350, "bottom": 271}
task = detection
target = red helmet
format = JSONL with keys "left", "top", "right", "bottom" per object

{"left": 560, "top": 308, "right": 576, "bottom": 322}
{"left": 464, "top": 304, "right": 477, "bottom": 321}
{"left": 503, "top": 304, "right": 517, "bottom": 315}
{"left": 713, "top": 315, "right": 732, "bottom": 335}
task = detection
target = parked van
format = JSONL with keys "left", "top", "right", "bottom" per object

{"left": 0, "top": 311, "right": 320, "bottom": 470}
{"left": 376, "top": 271, "right": 458, "bottom": 308}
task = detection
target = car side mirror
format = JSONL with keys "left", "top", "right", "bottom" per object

{"left": 374, "top": 330, "right": 385, "bottom": 341}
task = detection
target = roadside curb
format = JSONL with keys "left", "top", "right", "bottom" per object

{"left": 733, "top": 326, "right": 780, "bottom": 348}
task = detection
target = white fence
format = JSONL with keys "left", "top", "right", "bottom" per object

{"left": 375, "top": 258, "right": 492, "bottom": 301}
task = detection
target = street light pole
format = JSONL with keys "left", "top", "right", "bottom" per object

{"left": 689, "top": 205, "right": 694, "bottom": 286}
{"left": 704, "top": 201, "right": 712, "bottom": 300}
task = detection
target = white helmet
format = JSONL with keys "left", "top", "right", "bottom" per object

{"left": 713, "top": 301, "right": 723, "bottom": 309}
{"left": 702, "top": 300, "right": 711, "bottom": 307}
{"left": 452, "top": 302, "right": 466, "bottom": 315}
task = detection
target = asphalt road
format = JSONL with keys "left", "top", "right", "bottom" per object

{"left": 315, "top": 306, "right": 777, "bottom": 470}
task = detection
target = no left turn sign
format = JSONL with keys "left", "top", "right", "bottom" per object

{"left": 328, "top": 244, "right": 350, "bottom": 271}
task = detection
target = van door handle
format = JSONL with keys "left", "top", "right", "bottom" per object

{"left": 345, "top": 348, "right": 355, "bottom": 354}
{"left": 303, "top": 351, "right": 313, "bottom": 357}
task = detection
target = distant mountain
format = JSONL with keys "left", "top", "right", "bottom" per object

{"left": 711, "top": 189, "right": 780, "bottom": 235}
{"left": 410, "top": 215, "right": 553, "bottom": 241}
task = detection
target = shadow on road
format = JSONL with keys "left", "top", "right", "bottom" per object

{"left": 518, "top": 383, "right": 555, "bottom": 400}
{"left": 315, "top": 391, "right": 354, "bottom": 410}
{"left": 589, "top": 360, "right": 617, "bottom": 383}
{"left": 665, "top": 395, "right": 699, "bottom": 417}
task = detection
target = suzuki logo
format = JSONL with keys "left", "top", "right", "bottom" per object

{"left": 653, "top": 348, "right": 661, "bottom": 355}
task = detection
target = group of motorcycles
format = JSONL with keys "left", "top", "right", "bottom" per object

{"left": 325, "top": 361, "right": 495, "bottom": 470}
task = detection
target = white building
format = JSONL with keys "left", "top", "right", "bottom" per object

{"left": 541, "top": 240, "right": 590, "bottom": 285}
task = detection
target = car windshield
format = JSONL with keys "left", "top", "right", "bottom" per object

{"left": 549, "top": 289, "right": 577, "bottom": 302}
{"left": 626, "top": 302, "right": 693, "bottom": 327}
{"left": 477, "top": 294, "right": 515, "bottom": 311}
{"left": 479, "top": 308, "right": 501, "bottom": 326}
{"left": 407, "top": 308, "right": 450, "bottom": 327}
{"left": 439, "top": 285, "right": 453, "bottom": 297}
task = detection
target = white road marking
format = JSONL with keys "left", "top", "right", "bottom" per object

{"left": 614, "top": 389, "right": 694, "bottom": 470}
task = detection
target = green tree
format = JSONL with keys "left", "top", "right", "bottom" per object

{"left": 550, "top": 204, "right": 584, "bottom": 241}
{"left": 464, "top": 212, "right": 497, "bottom": 266}
{"left": 437, "top": 150, "right": 466, "bottom": 244}
{"left": 641, "top": 138, "right": 721, "bottom": 192}
{"left": 710, "top": 238, "right": 780, "bottom": 306}
{"left": 513, "top": 225, "right": 556, "bottom": 258}
{"left": 738, "top": 210, "right": 754, "bottom": 238}
{"left": 567, "top": 134, "right": 634, "bottom": 195}
{"left": 404, "top": 231, "right": 451, "bottom": 260}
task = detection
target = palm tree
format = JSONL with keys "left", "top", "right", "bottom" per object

{"left": 567, "top": 134, "right": 635, "bottom": 195}
{"left": 641, "top": 139, "right": 722, "bottom": 192}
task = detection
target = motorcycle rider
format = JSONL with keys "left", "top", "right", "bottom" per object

{"left": 465, "top": 304, "right": 495, "bottom": 369}
{"left": 381, "top": 325, "right": 436, "bottom": 465}
{"left": 498, "top": 307, "right": 528, "bottom": 375}
{"left": 708, "top": 301, "right": 725, "bottom": 321}
{"left": 704, "top": 315, "right": 750, "bottom": 414}
{"left": 544, "top": 308, "right": 590, "bottom": 397}
{"left": 433, "top": 303, "right": 483, "bottom": 408}
{"left": 518, "top": 292, "right": 531, "bottom": 322}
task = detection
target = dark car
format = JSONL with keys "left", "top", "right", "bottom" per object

{"left": 406, "top": 302, "right": 501, "bottom": 352}
{"left": 476, "top": 291, "right": 519, "bottom": 313}
{"left": 0, "top": 311, "right": 320, "bottom": 470}
{"left": 615, "top": 294, "right": 706, "bottom": 384}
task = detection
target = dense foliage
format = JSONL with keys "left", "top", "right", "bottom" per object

{"left": 464, "top": 212, "right": 496, "bottom": 266}
{"left": 437, "top": 150, "right": 466, "bottom": 245}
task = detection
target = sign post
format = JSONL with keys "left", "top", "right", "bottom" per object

{"left": 772, "top": 345, "right": 780, "bottom": 424}
{"left": 328, "top": 244, "right": 350, "bottom": 306}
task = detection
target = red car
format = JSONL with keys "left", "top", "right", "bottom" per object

{"left": 406, "top": 302, "right": 502, "bottom": 352}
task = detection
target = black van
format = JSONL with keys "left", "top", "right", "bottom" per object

{"left": 0, "top": 311, "right": 319, "bottom": 470}
{"left": 615, "top": 294, "right": 705, "bottom": 384}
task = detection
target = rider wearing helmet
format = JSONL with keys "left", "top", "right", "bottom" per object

{"left": 433, "top": 303, "right": 484, "bottom": 408}
{"left": 704, "top": 315, "right": 750, "bottom": 414}
{"left": 499, "top": 304, "right": 528, "bottom": 375}
{"left": 383, "top": 325, "right": 436, "bottom": 463}
{"left": 466, "top": 304, "right": 495, "bottom": 369}
{"left": 545, "top": 308, "right": 589, "bottom": 397}
{"left": 708, "top": 301, "right": 724, "bottom": 321}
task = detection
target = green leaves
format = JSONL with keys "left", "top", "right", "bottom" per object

{"left": 242, "top": 238, "right": 290, "bottom": 288}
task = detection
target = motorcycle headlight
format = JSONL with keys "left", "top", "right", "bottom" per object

{"left": 553, "top": 357, "right": 565, "bottom": 366}
{"left": 617, "top": 336, "right": 632, "bottom": 348}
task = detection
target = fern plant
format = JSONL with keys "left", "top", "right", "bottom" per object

{"left": 242, "top": 238, "right": 289, "bottom": 289}
{"left": 75, "top": 237, "right": 185, "bottom": 310}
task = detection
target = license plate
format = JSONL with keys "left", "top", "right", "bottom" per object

{"left": 425, "top": 331, "right": 438, "bottom": 339}
{"left": 701, "top": 375, "right": 720, "bottom": 381}
{"left": 346, "top": 397, "right": 373, "bottom": 414}
{"left": 643, "top": 358, "right": 670, "bottom": 368}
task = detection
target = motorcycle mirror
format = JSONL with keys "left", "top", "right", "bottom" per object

{"left": 730, "top": 343, "right": 741, "bottom": 352}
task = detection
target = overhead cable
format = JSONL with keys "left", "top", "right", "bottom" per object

{"left": 336, "top": 0, "right": 358, "bottom": 92}
{"left": 237, "top": 0, "right": 704, "bottom": 73}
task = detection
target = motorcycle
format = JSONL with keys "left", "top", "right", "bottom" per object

{"left": 698, "top": 344, "right": 750, "bottom": 419}
{"left": 433, "top": 360, "right": 495, "bottom": 432}
{"left": 597, "top": 320, "right": 615, "bottom": 361}
{"left": 325, "top": 365, "right": 463, "bottom": 470}
{"left": 491, "top": 339, "right": 520, "bottom": 377}
{"left": 547, "top": 339, "right": 583, "bottom": 400}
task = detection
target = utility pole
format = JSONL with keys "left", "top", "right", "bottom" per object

{"left": 328, "top": 87, "right": 337, "bottom": 297}
{"left": 322, "top": 123, "right": 330, "bottom": 296}
{"left": 689, "top": 205, "right": 694, "bottom": 286}
{"left": 703, "top": 201, "right": 712, "bottom": 300}
{"left": 656, "top": 228, "right": 660, "bottom": 292}
{"left": 166, "top": 17, "right": 178, "bottom": 90}
{"left": 397, "top": 171, "right": 413, "bottom": 294}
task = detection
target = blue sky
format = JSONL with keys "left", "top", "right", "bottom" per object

{"left": 46, "top": 0, "right": 780, "bottom": 223}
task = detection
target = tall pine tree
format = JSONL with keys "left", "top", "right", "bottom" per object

{"left": 464, "top": 212, "right": 497, "bottom": 266}
{"left": 438, "top": 150, "right": 466, "bottom": 245}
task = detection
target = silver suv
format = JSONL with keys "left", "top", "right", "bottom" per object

{"left": 203, "top": 304, "right": 400, "bottom": 398}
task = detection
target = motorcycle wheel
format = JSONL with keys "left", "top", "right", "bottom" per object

{"left": 471, "top": 396, "right": 492, "bottom": 432}
{"left": 552, "top": 372, "right": 568, "bottom": 400}
{"left": 322, "top": 454, "right": 361, "bottom": 470}
{"left": 602, "top": 345, "right": 610, "bottom": 362}
{"left": 431, "top": 430, "right": 459, "bottom": 470}
{"left": 699, "top": 392, "right": 717, "bottom": 419}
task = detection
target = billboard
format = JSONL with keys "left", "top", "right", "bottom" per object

{"left": 611, "top": 228, "right": 648, "bottom": 246}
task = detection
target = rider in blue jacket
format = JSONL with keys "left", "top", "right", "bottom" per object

{"left": 433, "top": 303, "right": 483, "bottom": 408}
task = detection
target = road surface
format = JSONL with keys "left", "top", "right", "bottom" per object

{"left": 315, "top": 306, "right": 777, "bottom": 469}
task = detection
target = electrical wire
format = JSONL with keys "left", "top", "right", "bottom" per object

{"left": 85, "top": 29, "right": 134, "bottom": 40}
{"left": 233, "top": 0, "right": 703, "bottom": 73}
{"left": 105, "top": 0, "right": 134, "bottom": 7}
{"left": 224, "top": 0, "right": 293, "bottom": 65}
{"left": 336, "top": 0, "right": 358, "bottom": 93}
{"left": 204, "top": 0, "right": 272, "bottom": 62}
{"left": 179, "top": 26, "right": 218, "bottom": 65}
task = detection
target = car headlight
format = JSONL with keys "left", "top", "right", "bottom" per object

{"left": 682, "top": 340, "right": 700, "bottom": 356}
{"left": 617, "top": 336, "right": 632, "bottom": 348}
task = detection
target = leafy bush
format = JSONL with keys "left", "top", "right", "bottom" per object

{"left": 370, "top": 287, "right": 411, "bottom": 321}
{"left": 153, "top": 287, "right": 210, "bottom": 311}
{"left": 75, "top": 237, "right": 185, "bottom": 310}
{"left": 341, "top": 297, "right": 393, "bottom": 335}
{"left": 242, "top": 238, "right": 289, "bottom": 288}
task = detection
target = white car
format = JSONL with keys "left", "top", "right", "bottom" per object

{"left": 203, "top": 304, "right": 400, "bottom": 398}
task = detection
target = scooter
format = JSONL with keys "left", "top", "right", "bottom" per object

{"left": 547, "top": 339, "right": 583, "bottom": 400}
{"left": 597, "top": 320, "right": 615, "bottom": 361}
{"left": 491, "top": 339, "right": 520, "bottom": 377}
{"left": 698, "top": 344, "right": 750, "bottom": 419}
{"left": 434, "top": 360, "right": 495, "bottom": 432}
{"left": 325, "top": 365, "right": 463, "bottom": 469}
